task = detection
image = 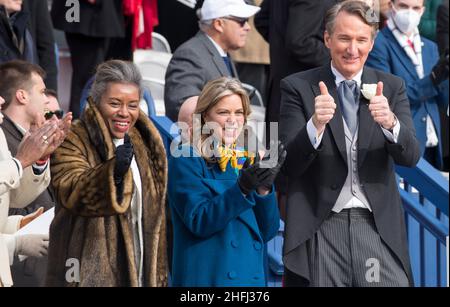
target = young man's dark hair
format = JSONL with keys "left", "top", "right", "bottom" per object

{"left": 0, "top": 60, "right": 46, "bottom": 109}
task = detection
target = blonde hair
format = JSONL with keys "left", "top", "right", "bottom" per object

{"left": 193, "top": 77, "right": 251, "bottom": 163}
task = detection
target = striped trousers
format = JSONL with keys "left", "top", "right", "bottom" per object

{"left": 286, "top": 208, "right": 409, "bottom": 287}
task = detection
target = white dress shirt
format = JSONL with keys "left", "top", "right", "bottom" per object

{"left": 206, "top": 34, "right": 227, "bottom": 57}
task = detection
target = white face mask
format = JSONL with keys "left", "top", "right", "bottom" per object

{"left": 392, "top": 7, "right": 422, "bottom": 34}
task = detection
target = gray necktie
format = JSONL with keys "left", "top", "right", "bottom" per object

{"left": 338, "top": 80, "right": 359, "bottom": 136}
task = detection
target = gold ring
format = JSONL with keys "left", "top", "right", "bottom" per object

{"left": 44, "top": 140, "right": 49, "bottom": 145}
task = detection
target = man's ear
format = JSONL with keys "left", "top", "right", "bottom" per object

{"left": 213, "top": 18, "right": 225, "bottom": 34}
{"left": 324, "top": 31, "right": 331, "bottom": 49}
{"left": 15, "top": 89, "right": 28, "bottom": 105}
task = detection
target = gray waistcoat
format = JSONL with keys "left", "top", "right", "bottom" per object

{"left": 332, "top": 120, "right": 372, "bottom": 212}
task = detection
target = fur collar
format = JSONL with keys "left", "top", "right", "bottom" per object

{"left": 80, "top": 98, "right": 167, "bottom": 196}
{"left": 81, "top": 97, "right": 166, "bottom": 161}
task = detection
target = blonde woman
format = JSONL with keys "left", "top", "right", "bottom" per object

{"left": 168, "top": 77, "right": 285, "bottom": 286}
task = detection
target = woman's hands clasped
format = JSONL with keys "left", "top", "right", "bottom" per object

{"left": 238, "top": 141, "right": 287, "bottom": 196}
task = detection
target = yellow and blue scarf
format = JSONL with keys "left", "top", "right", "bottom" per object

{"left": 217, "top": 144, "right": 255, "bottom": 175}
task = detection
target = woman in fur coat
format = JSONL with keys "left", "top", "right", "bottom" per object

{"left": 46, "top": 60, "right": 168, "bottom": 287}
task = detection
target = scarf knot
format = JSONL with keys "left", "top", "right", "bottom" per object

{"left": 217, "top": 144, "right": 255, "bottom": 174}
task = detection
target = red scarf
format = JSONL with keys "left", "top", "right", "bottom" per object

{"left": 123, "top": 0, "right": 159, "bottom": 50}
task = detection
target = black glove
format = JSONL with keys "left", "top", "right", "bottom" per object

{"left": 238, "top": 158, "right": 262, "bottom": 195}
{"left": 257, "top": 141, "right": 287, "bottom": 190}
{"left": 431, "top": 49, "right": 449, "bottom": 86}
{"left": 114, "top": 134, "right": 134, "bottom": 202}
{"left": 238, "top": 142, "right": 287, "bottom": 194}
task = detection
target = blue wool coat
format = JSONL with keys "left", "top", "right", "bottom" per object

{"left": 367, "top": 27, "right": 449, "bottom": 168}
{"left": 168, "top": 147, "right": 280, "bottom": 287}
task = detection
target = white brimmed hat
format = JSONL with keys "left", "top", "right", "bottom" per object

{"left": 200, "top": 0, "right": 261, "bottom": 21}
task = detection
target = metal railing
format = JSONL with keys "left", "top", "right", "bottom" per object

{"left": 396, "top": 160, "right": 449, "bottom": 287}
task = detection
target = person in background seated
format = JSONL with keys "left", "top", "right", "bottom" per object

{"left": 43, "top": 89, "right": 63, "bottom": 118}
{"left": 177, "top": 96, "right": 198, "bottom": 144}
{"left": 168, "top": 77, "right": 285, "bottom": 286}
{"left": 164, "top": 0, "right": 260, "bottom": 122}
{"left": 47, "top": 60, "right": 168, "bottom": 287}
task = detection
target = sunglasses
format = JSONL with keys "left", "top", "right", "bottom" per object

{"left": 44, "top": 109, "right": 64, "bottom": 120}
{"left": 222, "top": 16, "right": 249, "bottom": 27}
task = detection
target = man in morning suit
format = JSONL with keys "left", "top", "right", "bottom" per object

{"left": 279, "top": 1, "right": 420, "bottom": 287}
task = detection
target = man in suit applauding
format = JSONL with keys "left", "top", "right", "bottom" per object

{"left": 279, "top": 1, "right": 420, "bottom": 287}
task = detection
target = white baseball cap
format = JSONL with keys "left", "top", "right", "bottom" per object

{"left": 200, "top": 0, "right": 261, "bottom": 21}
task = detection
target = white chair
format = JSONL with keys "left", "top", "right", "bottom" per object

{"left": 133, "top": 49, "right": 173, "bottom": 80}
{"left": 152, "top": 32, "right": 172, "bottom": 53}
{"left": 133, "top": 49, "right": 172, "bottom": 65}
{"left": 142, "top": 78, "right": 166, "bottom": 116}
{"left": 138, "top": 61, "right": 168, "bottom": 80}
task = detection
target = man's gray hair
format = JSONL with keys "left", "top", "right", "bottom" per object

{"left": 90, "top": 60, "right": 143, "bottom": 105}
{"left": 325, "top": 0, "right": 379, "bottom": 38}
{"left": 199, "top": 19, "right": 214, "bottom": 32}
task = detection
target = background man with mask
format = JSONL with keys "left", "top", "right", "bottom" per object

{"left": 367, "top": 0, "right": 449, "bottom": 170}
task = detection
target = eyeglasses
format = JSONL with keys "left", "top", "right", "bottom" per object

{"left": 222, "top": 16, "right": 249, "bottom": 27}
{"left": 44, "top": 109, "right": 64, "bottom": 120}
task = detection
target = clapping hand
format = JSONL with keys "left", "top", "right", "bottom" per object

{"left": 238, "top": 141, "right": 287, "bottom": 195}
{"left": 257, "top": 141, "right": 287, "bottom": 192}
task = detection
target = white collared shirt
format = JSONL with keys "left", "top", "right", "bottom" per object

{"left": 206, "top": 34, "right": 228, "bottom": 57}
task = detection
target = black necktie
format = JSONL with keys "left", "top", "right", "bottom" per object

{"left": 338, "top": 80, "right": 359, "bottom": 136}
{"left": 222, "top": 56, "right": 234, "bottom": 77}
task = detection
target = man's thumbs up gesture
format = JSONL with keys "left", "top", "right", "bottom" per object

{"left": 368, "top": 82, "right": 397, "bottom": 130}
{"left": 312, "top": 82, "right": 337, "bottom": 135}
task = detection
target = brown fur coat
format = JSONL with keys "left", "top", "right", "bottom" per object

{"left": 46, "top": 99, "right": 168, "bottom": 287}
